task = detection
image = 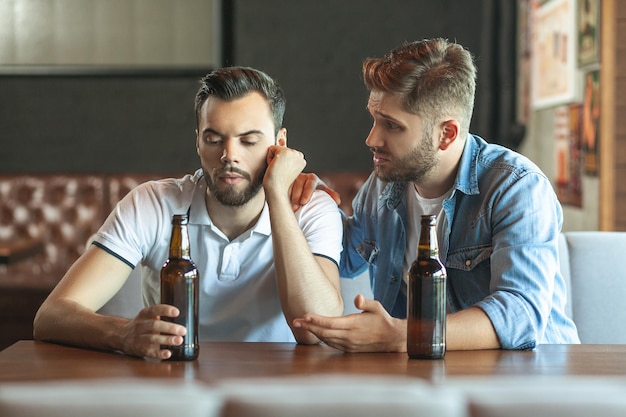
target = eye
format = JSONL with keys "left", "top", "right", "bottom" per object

{"left": 385, "top": 120, "right": 401, "bottom": 131}
{"left": 204, "top": 134, "right": 222, "bottom": 145}
{"left": 240, "top": 135, "right": 260, "bottom": 146}
{"left": 371, "top": 115, "right": 402, "bottom": 132}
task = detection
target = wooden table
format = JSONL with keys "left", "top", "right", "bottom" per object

{"left": 2, "top": 340, "right": 626, "bottom": 383}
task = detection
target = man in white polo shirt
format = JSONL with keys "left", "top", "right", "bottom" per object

{"left": 33, "top": 67, "right": 344, "bottom": 359}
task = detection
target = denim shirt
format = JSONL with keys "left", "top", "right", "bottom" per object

{"left": 340, "top": 134, "right": 580, "bottom": 349}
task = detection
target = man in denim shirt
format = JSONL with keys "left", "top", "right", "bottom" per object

{"left": 293, "top": 38, "right": 580, "bottom": 351}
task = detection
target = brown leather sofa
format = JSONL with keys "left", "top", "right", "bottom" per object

{"left": 0, "top": 171, "right": 371, "bottom": 349}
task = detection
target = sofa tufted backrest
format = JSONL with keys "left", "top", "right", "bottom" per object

{"left": 0, "top": 171, "right": 371, "bottom": 290}
{"left": 0, "top": 175, "right": 107, "bottom": 286}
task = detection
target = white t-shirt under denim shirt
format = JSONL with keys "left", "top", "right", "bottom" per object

{"left": 93, "top": 169, "right": 343, "bottom": 343}
{"left": 402, "top": 185, "right": 452, "bottom": 303}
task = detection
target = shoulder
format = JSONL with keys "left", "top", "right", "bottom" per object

{"left": 127, "top": 170, "right": 204, "bottom": 212}
{"left": 460, "top": 135, "right": 547, "bottom": 189}
{"left": 470, "top": 135, "right": 542, "bottom": 175}
{"left": 138, "top": 170, "right": 203, "bottom": 196}
{"left": 294, "top": 190, "right": 343, "bottom": 235}
{"left": 299, "top": 190, "right": 340, "bottom": 215}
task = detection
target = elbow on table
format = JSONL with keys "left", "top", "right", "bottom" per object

{"left": 31, "top": 304, "right": 48, "bottom": 341}
{"left": 293, "top": 331, "right": 323, "bottom": 346}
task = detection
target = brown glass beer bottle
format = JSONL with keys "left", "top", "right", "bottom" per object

{"left": 407, "top": 214, "right": 446, "bottom": 359}
{"left": 160, "top": 214, "right": 199, "bottom": 360}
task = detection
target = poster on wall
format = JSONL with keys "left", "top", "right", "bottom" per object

{"left": 532, "top": 0, "right": 576, "bottom": 109}
{"left": 554, "top": 106, "right": 570, "bottom": 203}
{"left": 554, "top": 104, "right": 583, "bottom": 207}
{"left": 582, "top": 69, "right": 600, "bottom": 176}
{"left": 577, "top": 0, "right": 601, "bottom": 66}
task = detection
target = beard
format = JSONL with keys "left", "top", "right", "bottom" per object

{"left": 372, "top": 131, "right": 438, "bottom": 183}
{"left": 204, "top": 165, "right": 265, "bottom": 206}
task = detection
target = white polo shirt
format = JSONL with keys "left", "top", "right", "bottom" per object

{"left": 94, "top": 169, "right": 343, "bottom": 342}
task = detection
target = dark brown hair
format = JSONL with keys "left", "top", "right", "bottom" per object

{"left": 195, "top": 66, "right": 286, "bottom": 134}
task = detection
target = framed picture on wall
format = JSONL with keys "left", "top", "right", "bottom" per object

{"left": 554, "top": 106, "right": 571, "bottom": 204}
{"left": 532, "top": 0, "right": 576, "bottom": 109}
{"left": 567, "top": 103, "right": 583, "bottom": 207}
{"left": 577, "top": 0, "right": 600, "bottom": 66}
{"left": 582, "top": 69, "right": 600, "bottom": 176}
{"left": 554, "top": 104, "right": 583, "bottom": 207}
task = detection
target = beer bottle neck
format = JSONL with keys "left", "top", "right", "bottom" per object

{"left": 169, "top": 223, "right": 191, "bottom": 259}
{"left": 417, "top": 217, "right": 440, "bottom": 260}
{"left": 417, "top": 243, "right": 439, "bottom": 259}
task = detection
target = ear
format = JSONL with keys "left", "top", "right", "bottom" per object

{"left": 276, "top": 127, "right": 287, "bottom": 147}
{"left": 438, "top": 120, "right": 460, "bottom": 150}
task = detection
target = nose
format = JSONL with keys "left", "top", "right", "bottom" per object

{"left": 365, "top": 124, "right": 382, "bottom": 148}
{"left": 220, "top": 140, "right": 240, "bottom": 164}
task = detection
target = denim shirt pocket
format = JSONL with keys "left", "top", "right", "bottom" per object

{"left": 446, "top": 244, "right": 492, "bottom": 272}
{"left": 445, "top": 244, "right": 493, "bottom": 309}
{"left": 356, "top": 240, "right": 379, "bottom": 264}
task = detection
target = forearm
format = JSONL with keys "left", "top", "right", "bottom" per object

{"left": 382, "top": 307, "right": 499, "bottom": 353}
{"left": 446, "top": 306, "right": 501, "bottom": 350}
{"left": 34, "top": 297, "right": 128, "bottom": 352}
{"left": 266, "top": 193, "right": 343, "bottom": 342}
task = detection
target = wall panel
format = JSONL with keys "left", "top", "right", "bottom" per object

{"left": 225, "top": 0, "right": 519, "bottom": 172}
{"left": 0, "top": 70, "right": 209, "bottom": 174}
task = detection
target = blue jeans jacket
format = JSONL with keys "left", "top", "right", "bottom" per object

{"left": 340, "top": 134, "right": 580, "bottom": 349}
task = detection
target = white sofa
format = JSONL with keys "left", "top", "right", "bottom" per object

{"left": 558, "top": 231, "right": 626, "bottom": 343}
{"left": 98, "top": 232, "right": 626, "bottom": 344}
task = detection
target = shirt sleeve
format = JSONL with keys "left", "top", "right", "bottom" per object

{"left": 295, "top": 190, "right": 343, "bottom": 266}
{"left": 92, "top": 182, "right": 161, "bottom": 268}
{"left": 339, "top": 173, "right": 379, "bottom": 278}
{"left": 475, "top": 170, "right": 563, "bottom": 350}
{"left": 93, "top": 178, "right": 192, "bottom": 269}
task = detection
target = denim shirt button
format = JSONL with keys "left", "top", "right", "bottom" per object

{"left": 391, "top": 276, "right": 397, "bottom": 283}
{"left": 465, "top": 259, "right": 472, "bottom": 266}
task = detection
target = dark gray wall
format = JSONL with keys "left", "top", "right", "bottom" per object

{"left": 1, "top": 0, "right": 518, "bottom": 174}
{"left": 225, "top": 0, "right": 520, "bottom": 173}
{"left": 0, "top": 70, "right": 207, "bottom": 174}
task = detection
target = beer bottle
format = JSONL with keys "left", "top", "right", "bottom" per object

{"left": 160, "top": 214, "right": 199, "bottom": 360}
{"left": 407, "top": 214, "right": 446, "bottom": 359}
